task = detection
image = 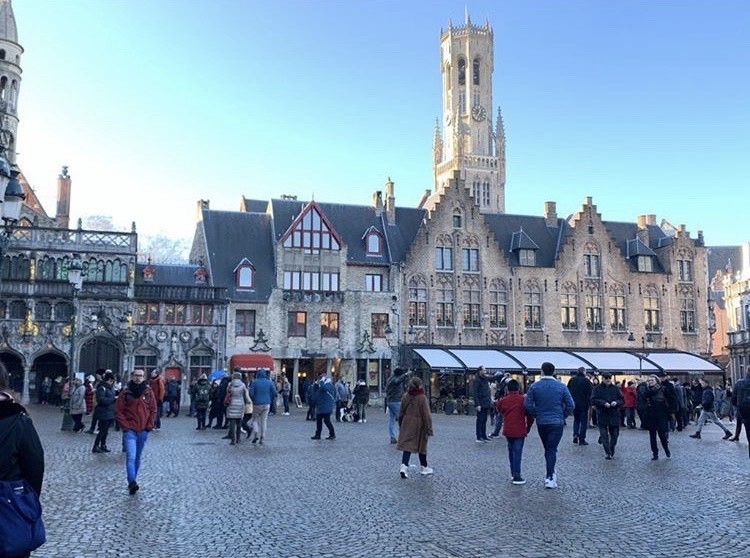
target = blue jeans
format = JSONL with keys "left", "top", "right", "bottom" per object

{"left": 505, "top": 436, "right": 525, "bottom": 477}
{"left": 491, "top": 410, "right": 503, "bottom": 436}
{"left": 387, "top": 401, "right": 401, "bottom": 440}
{"left": 123, "top": 430, "right": 149, "bottom": 484}
{"left": 572, "top": 407, "right": 589, "bottom": 441}
{"left": 536, "top": 424, "right": 564, "bottom": 479}
{"left": 282, "top": 393, "right": 290, "bottom": 413}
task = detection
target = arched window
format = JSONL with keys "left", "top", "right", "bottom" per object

{"left": 584, "top": 284, "right": 603, "bottom": 330}
{"left": 677, "top": 248, "right": 693, "bottom": 282}
{"left": 0, "top": 50, "right": 5, "bottom": 60}
{"left": 0, "top": 76, "right": 6, "bottom": 100}
{"left": 408, "top": 276, "right": 427, "bottom": 326}
{"left": 462, "top": 275, "right": 481, "bottom": 328}
{"left": 234, "top": 259, "right": 255, "bottom": 289}
{"left": 524, "top": 281, "right": 543, "bottom": 329}
{"left": 458, "top": 58, "right": 466, "bottom": 86}
{"left": 560, "top": 282, "right": 578, "bottom": 330}
{"left": 461, "top": 235, "right": 479, "bottom": 273}
{"left": 679, "top": 285, "right": 696, "bottom": 332}
{"left": 608, "top": 284, "right": 627, "bottom": 331}
{"left": 584, "top": 242, "right": 600, "bottom": 278}
{"left": 643, "top": 285, "right": 660, "bottom": 332}
{"left": 473, "top": 58, "right": 480, "bottom": 85}
{"left": 489, "top": 279, "right": 507, "bottom": 328}
{"left": 436, "top": 275, "right": 454, "bottom": 327}
{"left": 365, "top": 231, "right": 382, "bottom": 255}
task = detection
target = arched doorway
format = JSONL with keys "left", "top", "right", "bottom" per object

{"left": 0, "top": 351, "right": 24, "bottom": 394}
{"left": 79, "top": 336, "right": 122, "bottom": 377}
{"left": 32, "top": 352, "right": 68, "bottom": 404}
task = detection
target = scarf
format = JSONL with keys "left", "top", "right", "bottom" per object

{"left": 407, "top": 386, "right": 424, "bottom": 396}
{"left": 128, "top": 381, "right": 147, "bottom": 398}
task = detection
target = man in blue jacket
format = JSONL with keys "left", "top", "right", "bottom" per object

{"left": 524, "top": 362, "right": 575, "bottom": 489}
{"left": 248, "top": 369, "right": 277, "bottom": 445}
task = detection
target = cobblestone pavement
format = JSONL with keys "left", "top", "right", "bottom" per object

{"left": 24, "top": 403, "right": 750, "bottom": 558}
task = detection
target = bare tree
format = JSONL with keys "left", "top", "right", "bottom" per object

{"left": 139, "top": 234, "right": 189, "bottom": 264}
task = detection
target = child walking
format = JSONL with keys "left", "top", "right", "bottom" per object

{"left": 495, "top": 379, "right": 534, "bottom": 485}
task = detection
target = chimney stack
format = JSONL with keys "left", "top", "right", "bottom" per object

{"left": 56, "top": 166, "right": 71, "bottom": 229}
{"left": 543, "top": 201, "right": 557, "bottom": 227}
{"left": 385, "top": 177, "right": 395, "bottom": 224}
{"left": 196, "top": 199, "right": 209, "bottom": 222}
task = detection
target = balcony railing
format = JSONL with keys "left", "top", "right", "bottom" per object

{"left": 727, "top": 330, "right": 750, "bottom": 347}
{"left": 7, "top": 226, "right": 137, "bottom": 254}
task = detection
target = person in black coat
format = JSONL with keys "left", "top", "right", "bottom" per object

{"left": 639, "top": 375, "right": 673, "bottom": 459}
{"left": 590, "top": 372, "right": 624, "bottom": 459}
{"left": 92, "top": 371, "right": 116, "bottom": 453}
{"left": 473, "top": 366, "right": 493, "bottom": 442}
{"left": 0, "top": 362, "right": 45, "bottom": 496}
{"left": 567, "top": 367, "right": 593, "bottom": 445}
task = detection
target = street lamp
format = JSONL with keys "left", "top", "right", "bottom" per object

{"left": 61, "top": 254, "right": 84, "bottom": 431}
{"left": 629, "top": 331, "right": 655, "bottom": 377}
{"left": 0, "top": 161, "right": 26, "bottom": 283}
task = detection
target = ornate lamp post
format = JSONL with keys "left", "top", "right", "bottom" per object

{"left": 61, "top": 254, "right": 84, "bottom": 431}
{"left": 0, "top": 161, "right": 26, "bottom": 283}
{"left": 628, "top": 331, "right": 655, "bottom": 376}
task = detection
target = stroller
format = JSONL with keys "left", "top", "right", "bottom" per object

{"left": 340, "top": 404, "right": 359, "bottom": 423}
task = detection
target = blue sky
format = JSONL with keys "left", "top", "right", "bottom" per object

{"left": 12, "top": 0, "right": 750, "bottom": 246}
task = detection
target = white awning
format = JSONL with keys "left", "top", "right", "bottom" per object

{"left": 642, "top": 351, "right": 723, "bottom": 373}
{"left": 504, "top": 350, "right": 590, "bottom": 372}
{"left": 411, "top": 348, "right": 463, "bottom": 370}
{"left": 571, "top": 351, "right": 660, "bottom": 373}
{"left": 446, "top": 349, "right": 524, "bottom": 371}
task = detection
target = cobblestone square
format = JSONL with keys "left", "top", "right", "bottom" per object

{"left": 28, "top": 404, "right": 749, "bottom": 558}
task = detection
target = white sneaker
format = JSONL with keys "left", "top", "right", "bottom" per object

{"left": 420, "top": 466, "right": 434, "bottom": 476}
{"left": 283, "top": 412, "right": 290, "bottom": 416}
{"left": 399, "top": 464, "right": 409, "bottom": 479}
{"left": 358, "top": 419, "right": 363, "bottom": 423}
{"left": 544, "top": 476, "right": 558, "bottom": 489}
{"left": 363, "top": 419, "right": 367, "bottom": 423}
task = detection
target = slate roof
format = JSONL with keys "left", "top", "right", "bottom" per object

{"left": 134, "top": 263, "right": 201, "bottom": 286}
{"left": 483, "top": 213, "right": 565, "bottom": 267}
{"left": 706, "top": 245, "right": 742, "bottom": 278}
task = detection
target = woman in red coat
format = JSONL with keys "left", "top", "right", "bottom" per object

{"left": 496, "top": 379, "right": 534, "bottom": 485}
{"left": 397, "top": 376, "right": 433, "bottom": 478}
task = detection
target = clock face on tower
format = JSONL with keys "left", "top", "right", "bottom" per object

{"left": 471, "top": 104, "right": 487, "bottom": 122}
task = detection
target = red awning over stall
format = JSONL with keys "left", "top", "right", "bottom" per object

{"left": 228, "top": 354, "right": 274, "bottom": 371}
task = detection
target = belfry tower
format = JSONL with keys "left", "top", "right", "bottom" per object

{"left": 431, "top": 13, "right": 505, "bottom": 214}
{"left": 0, "top": 0, "right": 21, "bottom": 164}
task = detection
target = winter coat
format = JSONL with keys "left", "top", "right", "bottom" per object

{"left": 165, "top": 379, "right": 180, "bottom": 401}
{"left": 0, "top": 394, "right": 45, "bottom": 495}
{"left": 335, "top": 380, "right": 349, "bottom": 402}
{"left": 115, "top": 382, "right": 157, "bottom": 433}
{"left": 567, "top": 374, "right": 593, "bottom": 409}
{"left": 226, "top": 379, "right": 250, "bottom": 420}
{"left": 149, "top": 376, "right": 165, "bottom": 402}
{"left": 590, "top": 383, "right": 624, "bottom": 426}
{"left": 621, "top": 384, "right": 637, "bottom": 409}
{"left": 524, "top": 377, "right": 575, "bottom": 426}
{"left": 397, "top": 387, "right": 433, "bottom": 454}
{"left": 70, "top": 383, "right": 87, "bottom": 415}
{"left": 94, "top": 382, "right": 116, "bottom": 421}
{"left": 84, "top": 383, "right": 95, "bottom": 413}
{"left": 385, "top": 372, "right": 409, "bottom": 403}
{"left": 496, "top": 392, "right": 533, "bottom": 438}
{"left": 732, "top": 376, "right": 750, "bottom": 412}
{"left": 639, "top": 384, "right": 670, "bottom": 431}
{"left": 312, "top": 378, "right": 336, "bottom": 415}
{"left": 353, "top": 383, "right": 369, "bottom": 405}
{"left": 701, "top": 386, "right": 716, "bottom": 412}
{"left": 249, "top": 369, "right": 277, "bottom": 405}
{"left": 473, "top": 374, "right": 492, "bottom": 408}
{"left": 192, "top": 379, "right": 212, "bottom": 410}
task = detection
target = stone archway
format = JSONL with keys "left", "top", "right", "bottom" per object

{"left": 0, "top": 351, "right": 24, "bottom": 393}
{"left": 79, "top": 336, "right": 122, "bottom": 377}
{"left": 32, "top": 352, "right": 68, "bottom": 404}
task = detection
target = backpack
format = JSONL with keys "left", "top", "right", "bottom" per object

{"left": 195, "top": 384, "right": 210, "bottom": 405}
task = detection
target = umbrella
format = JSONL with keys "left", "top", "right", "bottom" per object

{"left": 209, "top": 369, "right": 226, "bottom": 381}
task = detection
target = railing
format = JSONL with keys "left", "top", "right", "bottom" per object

{"left": 8, "top": 226, "right": 137, "bottom": 254}
{"left": 135, "top": 284, "right": 228, "bottom": 302}
{"left": 0, "top": 280, "right": 128, "bottom": 299}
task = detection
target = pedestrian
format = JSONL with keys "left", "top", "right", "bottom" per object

{"left": 334, "top": 376, "right": 349, "bottom": 422}
{"left": 39, "top": 376, "right": 51, "bottom": 405}
{"left": 242, "top": 388, "right": 254, "bottom": 440}
{"left": 214, "top": 374, "right": 231, "bottom": 428}
{"left": 489, "top": 372, "right": 511, "bottom": 438}
{"left": 730, "top": 372, "right": 750, "bottom": 455}
{"left": 192, "top": 374, "right": 211, "bottom": 430}
{"left": 248, "top": 368, "right": 277, "bottom": 445}
{"left": 385, "top": 368, "right": 410, "bottom": 444}
{"left": 164, "top": 377, "right": 181, "bottom": 417}
{"left": 149, "top": 369, "right": 165, "bottom": 431}
{"left": 473, "top": 366, "right": 493, "bottom": 442}
{"left": 689, "top": 378, "right": 733, "bottom": 441}
{"left": 567, "top": 367, "right": 593, "bottom": 445}
{"left": 310, "top": 371, "right": 336, "bottom": 440}
{"left": 69, "top": 376, "right": 87, "bottom": 433}
{"left": 353, "top": 379, "right": 369, "bottom": 423}
{"left": 280, "top": 373, "right": 291, "bottom": 415}
{"left": 115, "top": 369, "right": 157, "bottom": 495}
{"left": 397, "top": 376, "right": 434, "bottom": 478}
{"left": 621, "top": 380, "right": 637, "bottom": 429}
{"left": 225, "top": 372, "right": 250, "bottom": 445}
{"left": 84, "top": 375, "right": 95, "bottom": 415}
{"left": 305, "top": 379, "right": 317, "bottom": 421}
{"left": 523, "top": 362, "right": 574, "bottom": 489}
{"left": 207, "top": 379, "right": 221, "bottom": 428}
{"left": 92, "top": 371, "right": 116, "bottom": 453}
{"left": 639, "top": 375, "right": 673, "bottom": 459}
{"left": 590, "top": 372, "right": 623, "bottom": 459}
{"left": 496, "top": 379, "right": 534, "bottom": 484}
{"left": 0, "top": 362, "right": 46, "bottom": 557}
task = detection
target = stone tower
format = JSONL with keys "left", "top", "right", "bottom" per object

{"left": 0, "top": 0, "right": 21, "bottom": 165}
{"left": 430, "top": 12, "right": 505, "bottom": 214}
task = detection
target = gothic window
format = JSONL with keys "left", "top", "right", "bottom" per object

{"left": 461, "top": 248, "right": 479, "bottom": 273}
{"left": 472, "top": 180, "right": 480, "bottom": 204}
{"left": 436, "top": 276, "right": 454, "bottom": 327}
{"left": 288, "top": 311, "right": 307, "bottom": 337}
{"left": 134, "top": 352, "right": 158, "bottom": 372}
{"left": 282, "top": 203, "right": 341, "bottom": 254}
{"left": 408, "top": 276, "right": 427, "bottom": 327}
{"left": 583, "top": 242, "right": 600, "bottom": 278}
{"left": 0, "top": 50, "right": 5, "bottom": 60}
{"left": 54, "top": 302, "right": 73, "bottom": 322}
{"left": 482, "top": 182, "right": 490, "bottom": 207}
{"left": 560, "top": 282, "right": 578, "bottom": 330}
{"left": 1, "top": 254, "right": 30, "bottom": 281}
{"left": 188, "top": 351, "right": 213, "bottom": 384}
{"left": 37, "top": 256, "right": 59, "bottom": 281}
{"left": 608, "top": 284, "right": 627, "bottom": 331}
{"left": 680, "top": 297, "right": 696, "bottom": 333}
{"left": 458, "top": 58, "right": 466, "bottom": 86}
{"left": 164, "top": 304, "right": 186, "bottom": 324}
{"left": 473, "top": 58, "right": 480, "bottom": 85}
{"left": 35, "top": 302, "right": 52, "bottom": 321}
{"left": 585, "top": 288, "right": 603, "bottom": 330}
{"left": 321, "top": 312, "right": 339, "bottom": 338}
{"left": 9, "top": 300, "right": 26, "bottom": 320}
{"left": 488, "top": 279, "right": 508, "bottom": 328}
{"left": 435, "top": 235, "right": 454, "bottom": 271}
{"left": 677, "top": 249, "right": 693, "bottom": 282}
{"left": 235, "top": 309, "right": 256, "bottom": 337}
{"left": 462, "top": 276, "right": 481, "bottom": 328}
{"left": 524, "top": 281, "right": 543, "bottom": 329}
{"left": 643, "top": 285, "right": 660, "bottom": 332}
{"left": 452, "top": 210, "right": 462, "bottom": 229}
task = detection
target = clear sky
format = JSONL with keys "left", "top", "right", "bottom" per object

{"left": 12, "top": 0, "right": 750, "bottom": 247}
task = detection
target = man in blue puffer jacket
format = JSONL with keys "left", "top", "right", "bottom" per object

{"left": 249, "top": 369, "right": 277, "bottom": 445}
{"left": 524, "top": 362, "right": 574, "bottom": 489}
{"left": 310, "top": 371, "right": 336, "bottom": 440}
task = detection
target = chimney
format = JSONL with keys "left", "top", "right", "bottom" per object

{"left": 372, "top": 190, "right": 384, "bottom": 217}
{"left": 385, "top": 177, "right": 395, "bottom": 224}
{"left": 196, "top": 199, "right": 209, "bottom": 222}
{"left": 55, "top": 166, "right": 71, "bottom": 229}
{"left": 543, "top": 201, "right": 557, "bottom": 227}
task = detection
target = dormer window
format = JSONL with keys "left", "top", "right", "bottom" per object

{"left": 637, "top": 255, "right": 654, "bottom": 272}
{"left": 142, "top": 264, "right": 155, "bottom": 283}
{"left": 364, "top": 229, "right": 382, "bottom": 256}
{"left": 234, "top": 258, "right": 255, "bottom": 289}
{"left": 519, "top": 249, "right": 536, "bottom": 267}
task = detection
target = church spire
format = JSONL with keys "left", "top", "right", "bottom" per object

{"left": 0, "top": 0, "right": 22, "bottom": 165}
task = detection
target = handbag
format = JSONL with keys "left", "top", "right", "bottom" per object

{"left": 0, "top": 416, "right": 47, "bottom": 557}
